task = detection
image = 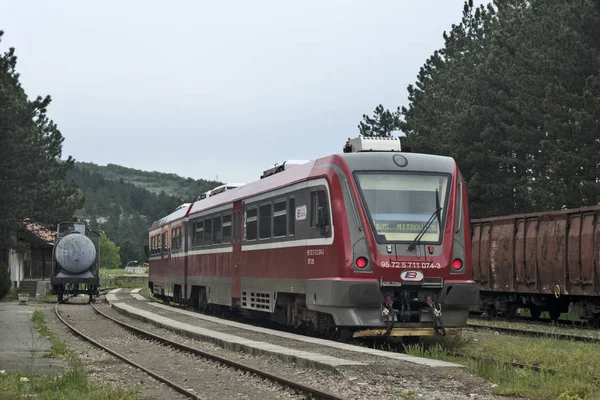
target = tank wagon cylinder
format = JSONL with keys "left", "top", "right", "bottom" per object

{"left": 55, "top": 233, "right": 97, "bottom": 274}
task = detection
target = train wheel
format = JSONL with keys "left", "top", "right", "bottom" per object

{"left": 58, "top": 293, "right": 63, "bottom": 303}
{"left": 530, "top": 305, "right": 542, "bottom": 319}
{"left": 88, "top": 293, "right": 94, "bottom": 304}
{"left": 336, "top": 328, "right": 353, "bottom": 343}
{"left": 504, "top": 304, "right": 518, "bottom": 319}
{"left": 549, "top": 308, "right": 561, "bottom": 321}
{"left": 486, "top": 306, "right": 497, "bottom": 319}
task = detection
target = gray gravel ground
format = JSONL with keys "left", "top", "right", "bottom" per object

{"left": 55, "top": 300, "right": 306, "bottom": 400}
{"left": 42, "top": 302, "right": 188, "bottom": 400}
{"left": 97, "top": 292, "right": 518, "bottom": 400}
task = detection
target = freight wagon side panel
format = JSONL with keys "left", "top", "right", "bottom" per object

{"left": 488, "top": 220, "right": 515, "bottom": 292}
{"left": 536, "top": 216, "right": 566, "bottom": 295}
{"left": 471, "top": 223, "right": 487, "bottom": 290}
{"left": 567, "top": 210, "right": 597, "bottom": 296}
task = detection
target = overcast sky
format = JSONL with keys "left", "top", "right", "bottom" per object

{"left": 2, "top": 0, "right": 483, "bottom": 184}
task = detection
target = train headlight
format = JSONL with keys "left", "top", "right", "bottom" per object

{"left": 356, "top": 257, "right": 368, "bottom": 269}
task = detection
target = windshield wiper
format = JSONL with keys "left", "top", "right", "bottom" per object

{"left": 407, "top": 188, "right": 442, "bottom": 251}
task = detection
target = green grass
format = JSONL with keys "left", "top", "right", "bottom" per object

{"left": 139, "top": 286, "right": 154, "bottom": 301}
{"left": 0, "top": 287, "right": 18, "bottom": 302}
{"left": 0, "top": 369, "right": 138, "bottom": 400}
{"left": 107, "top": 277, "right": 147, "bottom": 289}
{"left": 0, "top": 310, "right": 141, "bottom": 399}
{"left": 31, "top": 310, "right": 75, "bottom": 360}
{"left": 403, "top": 332, "right": 600, "bottom": 400}
{"left": 99, "top": 268, "right": 148, "bottom": 278}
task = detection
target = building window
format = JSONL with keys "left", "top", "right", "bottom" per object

{"left": 288, "top": 197, "right": 295, "bottom": 236}
{"left": 204, "top": 218, "right": 213, "bottom": 246}
{"left": 273, "top": 200, "right": 287, "bottom": 238}
{"left": 245, "top": 208, "right": 257, "bottom": 241}
{"left": 222, "top": 214, "right": 232, "bottom": 244}
{"left": 259, "top": 204, "right": 272, "bottom": 239}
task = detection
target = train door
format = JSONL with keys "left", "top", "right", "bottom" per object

{"left": 232, "top": 202, "right": 243, "bottom": 299}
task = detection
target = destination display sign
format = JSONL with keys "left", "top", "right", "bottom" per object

{"left": 374, "top": 220, "right": 439, "bottom": 234}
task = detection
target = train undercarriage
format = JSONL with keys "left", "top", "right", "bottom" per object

{"left": 51, "top": 282, "right": 100, "bottom": 304}
{"left": 149, "top": 282, "right": 467, "bottom": 342}
{"left": 477, "top": 292, "right": 600, "bottom": 326}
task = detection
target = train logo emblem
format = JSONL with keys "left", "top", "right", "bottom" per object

{"left": 400, "top": 270, "right": 424, "bottom": 282}
{"left": 295, "top": 205, "right": 307, "bottom": 221}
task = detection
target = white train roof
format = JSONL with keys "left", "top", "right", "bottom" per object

{"left": 150, "top": 203, "right": 191, "bottom": 230}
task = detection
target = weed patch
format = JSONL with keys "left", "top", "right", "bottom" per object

{"left": 0, "top": 310, "right": 140, "bottom": 399}
{"left": 0, "top": 369, "right": 138, "bottom": 400}
{"left": 403, "top": 332, "right": 600, "bottom": 400}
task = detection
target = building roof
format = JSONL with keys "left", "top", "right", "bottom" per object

{"left": 23, "top": 220, "right": 55, "bottom": 243}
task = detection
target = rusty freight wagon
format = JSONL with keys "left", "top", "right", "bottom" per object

{"left": 471, "top": 205, "right": 600, "bottom": 325}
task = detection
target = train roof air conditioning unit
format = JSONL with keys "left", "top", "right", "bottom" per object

{"left": 342, "top": 135, "right": 403, "bottom": 153}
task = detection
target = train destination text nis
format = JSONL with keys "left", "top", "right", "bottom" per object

{"left": 380, "top": 261, "right": 443, "bottom": 269}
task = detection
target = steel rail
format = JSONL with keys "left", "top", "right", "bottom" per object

{"left": 466, "top": 322, "right": 600, "bottom": 343}
{"left": 469, "top": 312, "right": 596, "bottom": 330}
{"left": 89, "top": 303, "right": 346, "bottom": 400}
{"left": 54, "top": 303, "right": 202, "bottom": 400}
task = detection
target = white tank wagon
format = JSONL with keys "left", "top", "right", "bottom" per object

{"left": 50, "top": 222, "right": 101, "bottom": 303}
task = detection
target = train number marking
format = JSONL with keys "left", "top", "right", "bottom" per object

{"left": 296, "top": 205, "right": 307, "bottom": 221}
{"left": 400, "top": 270, "right": 424, "bottom": 281}
{"left": 307, "top": 249, "right": 325, "bottom": 256}
{"left": 307, "top": 258, "right": 315, "bottom": 265}
{"left": 380, "top": 261, "right": 442, "bottom": 269}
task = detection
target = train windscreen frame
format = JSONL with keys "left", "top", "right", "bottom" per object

{"left": 353, "top": 171, "right": 452, "bottom": 244}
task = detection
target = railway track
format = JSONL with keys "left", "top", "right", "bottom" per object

{"left": 466, "top": 322, "right": 600, "bottom": 343}
{"left": 469, "top": 312, "right": 595, "bottom": 330}
{"left": 55, "top": 302, "right": 345, "bottom": 400}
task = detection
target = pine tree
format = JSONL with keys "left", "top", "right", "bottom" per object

{"left": 0, "top": 31, "right": 83, "bottom": 241}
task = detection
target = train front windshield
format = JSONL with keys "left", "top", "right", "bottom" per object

{"left": 354, "top": 172, "right": 450, "bottom": 243}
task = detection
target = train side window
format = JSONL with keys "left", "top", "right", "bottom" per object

{"left": 273, "top": 200, "right": 287, "bottom": 238}
{"left": 194, "top": 221, "right": 203, "bottom": 247}
{"left": 161, "top": 232, "right": 167, "bottom": 254}
{"left": 310, "top": 190, "right": 331, "bottom": 237}
{"left": 259, "top": 204, "right": 272, "bottom": 239}
{"left": 213, "top": 216, "right": 222, "bottom": 244}
{"left": 204, "top": 218, "right": 213, "bottom": 246}
{"left": 245, "top": 208, "right": 258, "bottom": 241}
{"left": 232, "top": 212, "right": 237, "bottom": 242}
{"left": 174, "top": 227, "right": 182, "bottom": 252}
{"left": 222, "top": 214, "right": 232, "bottom": 243}
{"left": 236, "top": 211, "right": 242, "bottom": 242}
{"left": 288, "top": 197, "right": 295, "bottom": 236}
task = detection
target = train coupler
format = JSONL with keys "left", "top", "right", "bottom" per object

{"left": 427, "top": 298, "right": 446, "bottom": 336}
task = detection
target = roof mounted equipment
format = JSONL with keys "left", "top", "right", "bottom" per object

{"left": 343, "top": 135, "right": 402, "bottom": 153}
{"left": 209, "top": 183, "right": 244, "bottom": 197}
{"left": 261, "top": 160, "right": 311, "bottom": 179}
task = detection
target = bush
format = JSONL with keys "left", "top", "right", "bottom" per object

{"left": 0, "top": 262, "right": 11, "bottom": 300}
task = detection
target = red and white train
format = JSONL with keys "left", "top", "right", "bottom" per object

{"left": 147, "top": 136, "right": 479, "bottom": 339}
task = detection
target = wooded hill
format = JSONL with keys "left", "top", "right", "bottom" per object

{"left": 66, "top": 163, "right": 222, "bottom": 266}
{"left": 75, "top": 162, "right": 221, "bottom": 199}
